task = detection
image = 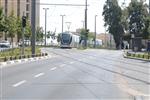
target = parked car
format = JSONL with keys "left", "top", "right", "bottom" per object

{"left": 0, "top": 40, "right": 10, "bottom": 46}
{"left": 0, "top": 44, "right": 11, "bottom": 52}
{"left": 19, "top": 40, "right": 31, "bottom": 47}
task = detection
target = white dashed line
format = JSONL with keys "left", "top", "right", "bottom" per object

{"left": 59, "top": 64, "right": 66, "bottom": 67}
{"left": 70, "top": 62, "right": 74, "bottom": 64}
{"left": 89, "top": 56, "right": 94, "bottom": 59}
{"left": 12, "top": 80, "right": 27, "bottom": 87}
{"left": 34, "top": 73, "right": 45, "bottom": 78}
{"left": 50, "top": 67, "right": 57, "bottom": 71}
{"left": 78, "top": 59, "right": 82, "bottom": 61}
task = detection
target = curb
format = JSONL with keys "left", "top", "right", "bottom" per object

{"left": 123, "top": 54, "right": 150, "bottom": 62}
{"left": 0, "top": 55, "right": 51, "bottom": 68}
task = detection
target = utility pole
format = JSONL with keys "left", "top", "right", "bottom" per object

{"left": 94, "top": 15, "right": 97, "bottom": 48}
{"left": 60, "top": 15, "right": 65, "bottom": 33}
{"left": 85, "top": 0, "right": 88, "bottom": 47}
{"left": 31, "top": 0, "right": 36, "bottom": 55}
{"left": 81, "top": 20, "right": 85, "bottom": 28}
{"left": 43, "top": 8, "right": 49, "bottom": 47}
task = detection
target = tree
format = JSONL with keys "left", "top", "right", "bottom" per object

{"left": 102, "top": 0, "right": 124, "bottom": 49}
{"left": 7, "top": 11, "right": 17, "bottom": 48}
{"left": 57, "top": 33, "right": 61, "bottom": 42}
{"left": 47, "top": 31, "right": 56, "bottom": 40}
{"left": 88, "top": 32, "right": 94, "bottom": 40}
{"left": 36, "top": 27, "right": 44, "bottom": 41}
{"left": 143, "top": 16, "right": 150, "bottom": 39}
{"left": 127, "top": 0, "right": 147, "bottom": 37}
{"left": 121, "top": 8, "right": 129, "bottom": 34}
{"left": 16, "top": 17, "right": 22, "bottom": 42}
{"left": 0, "top": 7, "right": 5, "bottom": 32}
{"left": 24, "top": 19, "right": 31, "bottom": 40}
{"left": 79, "top": 28, "right": 89, "bottom": 42}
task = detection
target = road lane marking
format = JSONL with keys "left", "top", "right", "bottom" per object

{"left": 78, "top": 59, "right": 83, "bottom": 61}
{"left": 70, "top": 62, "right": 74, "bottom": 64}
{"left": 34, "top": 73, "right": 45, "bottom": 78}
{"left": 50, "top": 67, "right": 57, "bottom": 71}
{"left": 13, "top": 80, "right": 27, "bottom": 87}
{"left": 60, "top": 64, "right": 66, "bottom": 67}
{"left": 89, "top": 56, "right": 94, "bottom": 59}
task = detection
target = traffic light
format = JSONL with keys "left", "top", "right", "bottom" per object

{"left": 22, "top": 16, "right": 26, "bottom": 27}
{"left": 86, "top": 29, "right": 89, "bottom": 38}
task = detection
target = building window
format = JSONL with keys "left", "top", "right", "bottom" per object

{"left": 26, "top": 4, "right": 30, "bottom": 11}
{"left": 26, "top": 13, "right": 29, "bottom": 18}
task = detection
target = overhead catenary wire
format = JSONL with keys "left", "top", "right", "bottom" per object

{"left": 38, "top": 3, "right": 90, "bottom": 7}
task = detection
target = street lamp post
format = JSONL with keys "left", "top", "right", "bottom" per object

{"left": 43, "top": 8, "right": 49, "bottom": 47}
{"left": 94, "top": 15, "right": 97, "bottom": 48}
{"left": 65, "top": 22, "right": 71, "bottom": 32}
{"left": 60, "top": 15, "right": 65, "bottom": 33}
{"left": 81, "top": 20, "right": 85, "bottom": 28}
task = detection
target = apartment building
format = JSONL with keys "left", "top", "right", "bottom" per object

{"left": 97, "top": 33, "right": 116, "bottom": 48}
{"left": 0, "top": 0, "right": 40, "bottom": 27}
{"left": 0, "top": 0, "right": 40, "bottom": 42}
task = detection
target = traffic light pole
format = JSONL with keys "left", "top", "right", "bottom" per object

{"left": 85, "top": 0, "right": 88, "bottom": 47}
{"left": 31, "top": 0, "right": 36, "bottom": 55}
{"left": 22, "top": 27, "right": 25, "bottom": 56}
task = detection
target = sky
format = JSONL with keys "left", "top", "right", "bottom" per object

{"left": 40, "top": 0, "right": 149, "bottom": 34}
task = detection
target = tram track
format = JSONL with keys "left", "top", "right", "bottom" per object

{"left": 45, "top": 49, "right": 150, "bottom": 85}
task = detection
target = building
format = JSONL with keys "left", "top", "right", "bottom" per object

{"left": 0, "top": 0, "right": 40, "bottom": 26}
{"left": 0, "top": 0, "right": 40, "bottom": 43}
{"left": 97, "top": 33, "right": 115, "bottom": 48}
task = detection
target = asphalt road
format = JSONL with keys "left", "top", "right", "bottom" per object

{"left": 0, "top": 48, "right": 149, "bottom": 100}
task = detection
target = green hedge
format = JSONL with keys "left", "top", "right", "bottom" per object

{"left": 0, "top": 47, "right": 41, "bottom": 58}
{"left": 126, "top": 52, "right": 150, "bottom": 60}
{"left": 0, "top": 53, "right": 48, "bottom": 62}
